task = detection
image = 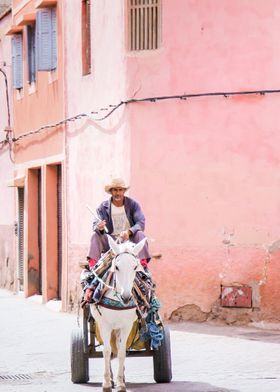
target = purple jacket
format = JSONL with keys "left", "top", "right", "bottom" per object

{"left": 94, "top": 196, "right": 145, "bottom": 235}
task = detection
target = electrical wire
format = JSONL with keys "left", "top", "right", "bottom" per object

{"left": 0, "top": 68, "right": 13, "bottom": 161}
{"left": 1, "top": 87, "right": 280, "bottom": 146}
{"left": 0, "top": 140, "right": 8, "bottom": 150}
{"left": 0, "top": 68, "right": 11, "bottom": 127}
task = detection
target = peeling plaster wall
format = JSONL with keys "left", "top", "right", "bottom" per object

{"left": 149, "top": 233, "right": 280, "bottom": 322}
{"left": 127, "top": 0, "right": 280, "bottom": 322}
{"left": 0, "top": 226, "right": 15, "bottom": 290}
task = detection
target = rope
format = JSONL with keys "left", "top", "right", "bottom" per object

{"left": 89, "top": 268, "right": 116, "bottom": 291}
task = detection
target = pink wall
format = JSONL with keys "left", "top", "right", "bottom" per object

{"left": 6, "top": 0, "right": 278, "bottom": 322}
{"left": 0, "top": 9, "right": 16, "bottom": 290}
{"left": 64, "top": 0, "right": 130, "bottom": 305}
{"left": 52, "top": 0, "right": 280, "bottom": 321}
{"left": 126, "top": 0, "right": 280, "bottom": 321}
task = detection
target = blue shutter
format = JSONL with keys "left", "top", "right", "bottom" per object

{"left": 36, "top": 8, "right": 57, "bottom": 71}
{"left": 12, "top": 34, "right": 23, "bottom": 89}
{"left": 11, "top": 36, "right": 16, "bottom": 85}
{"left": 27, "top": 25, "right": 36, "bottom": 83}
{"left": 51, "top": 8, "right": 57, "bottom": 70}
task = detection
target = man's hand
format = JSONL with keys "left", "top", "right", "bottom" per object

{"left": 97, "top": 220, "right": 107, "bottom": 231}
{"left": 120, "top": 230, "right": 131, "bottom": 241}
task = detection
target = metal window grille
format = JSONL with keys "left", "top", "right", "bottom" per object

{"left": 38, "top": 169, "right": 42, "bottom": 295}
{"left": 128, "top": 0, "right": 160, "bottom": 51}
{"left": 18, "top": 188, "right": 24, "bottom": 290}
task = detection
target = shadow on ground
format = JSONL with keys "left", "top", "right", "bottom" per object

{"left": 84, "top": 381, "right": 238, "bottom": 391}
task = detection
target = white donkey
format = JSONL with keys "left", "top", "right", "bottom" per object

{"left": 90, "top": 235, "right": 146, "bottom": 392}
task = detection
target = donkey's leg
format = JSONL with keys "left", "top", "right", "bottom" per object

{"left": 110, "top": 363, "right": 114, "bottom": 388}
{"left": 115, "top": 325, "right": 131, "bottom": 392}
{"left": 101, "top": 325, "right": 113, "bottom": 392}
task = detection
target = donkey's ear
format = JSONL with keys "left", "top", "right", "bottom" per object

{"left": 107, "top": 235, "right": 120, "bottom": 255}
{"left": 132, "top": 237, "right": 147, "bottom": 256}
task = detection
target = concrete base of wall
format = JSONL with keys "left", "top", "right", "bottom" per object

{"left": 0, "top": 225, "right": 16, "bottom": 291}
{"left": 67, "top": 243, "right": 88, "bottom": 312}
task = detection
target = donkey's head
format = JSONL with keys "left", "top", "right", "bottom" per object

{"left": 107, "top": 235, "right": 146, "bottom": 304}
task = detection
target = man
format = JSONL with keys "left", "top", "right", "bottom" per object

{"left": 87, "top": 178, "right": 151, "bottom": 268}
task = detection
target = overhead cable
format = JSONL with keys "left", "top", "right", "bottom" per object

{"left": 1, "top": 87, "right": 280, "bottom": 145}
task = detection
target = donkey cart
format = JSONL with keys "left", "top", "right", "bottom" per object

{"left": 70, "top": 304, "right": 172, "bottom": 385}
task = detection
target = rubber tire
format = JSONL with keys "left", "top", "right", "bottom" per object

{"left": 153, "top": 326, "right": 172, "bottom": 383}
{"left": 71, "top": 328, "right": 89, "bottom": 383}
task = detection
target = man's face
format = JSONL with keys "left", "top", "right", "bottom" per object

{"left": 111, "top": 188, "right": 126, "bottom": 204}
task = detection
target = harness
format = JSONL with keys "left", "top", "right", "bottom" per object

{"left": 97, "top": 296, "right": 136, "bottom": 310}
{"left": 82, "top": 244, "right": 164, "bottom": 349}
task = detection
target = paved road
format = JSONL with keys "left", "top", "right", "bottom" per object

{"left": 1, "top": 289, "right": 280, "bottom": 391}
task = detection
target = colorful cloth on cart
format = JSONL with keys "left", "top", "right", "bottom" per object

{"left": 139, "top": 297, "right": 164, "bottom": 349}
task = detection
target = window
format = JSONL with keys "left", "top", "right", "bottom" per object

{"left": 12, "top": 34, "right": 23, "bottom": 89}
{"left": 81, "top": 0, "right": 91, "bottom": 75}
{"left": 128, "top": 0, "right": 160, "bottom": 51}
{"left": 36, "top": 8, "right": 57, "bottom": 71}
{"left": 27, "top": 24, "right": 36, "bottom": 83}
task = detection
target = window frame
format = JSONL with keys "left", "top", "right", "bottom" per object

{"left": 27, "top": 24, "right": 36, "bottom": 84}
{"left": 81, "top": 0, "right": 91, "bottom": 75}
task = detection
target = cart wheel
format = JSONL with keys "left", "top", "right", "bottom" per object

{"left": 71, "top": 328, "right": 89, "bottom": 383}
{"left": 153, "top": 326, "right": 172, "bottom": 383}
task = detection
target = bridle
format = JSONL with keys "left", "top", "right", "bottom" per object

{"left": 91, "top": 251, "right": 139, "bottom": 297}
{"left": 114, "top": 252, "right": 139, "bottom": 271}
{"left": 112, "top": 252, "right": 139, "bottom": 300}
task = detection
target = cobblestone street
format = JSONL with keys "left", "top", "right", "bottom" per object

{"left": 1, "top": 289, "right": 280, "bottom": 392}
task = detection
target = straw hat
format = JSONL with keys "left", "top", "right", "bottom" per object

{"left": 105, "top": 178, "right": 130, "bottom": 194}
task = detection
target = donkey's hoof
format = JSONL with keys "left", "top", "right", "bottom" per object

{"left": 102, "top": 388, "right": 112, "bottom": 392}
{"left": 116, "top": 387, "right": 126, "bottom": 392}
